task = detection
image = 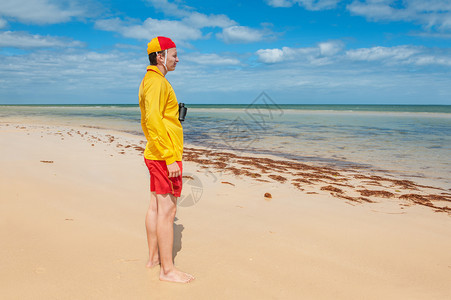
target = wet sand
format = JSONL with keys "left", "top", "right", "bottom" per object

{"left": 1, "top": 122, "right": 450, "bottom": 299}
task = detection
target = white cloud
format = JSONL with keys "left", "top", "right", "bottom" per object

{"left": 0, "top": 31, "right": 85, "bottom": 48}
{"left": 0, "top": 0, "right": 87, "bottom": 24}
{"left": 257, "top": 41, "right": 344, "bottom": 63}
{"left": 96, "top": 0, "right": 271, "bottom": 45}
{"left": 346, "top": 45, "right": 451, "bottom": 66}
{"left": 96, "top": 8, "right": 269, "bottom": 45}
{"left": 217, "top": 26, "right": 266, "bottom": 44}
{"left": 257, "top": 42, "right": 451, "bottom": 68}
{"left": 95, "top": 18, "right": 202, "bottom": 43}
{"left": 414, "top": 55, "right": 451, "bottom": 66}
{"left": 182, "top": 12, "right": 236, "bottom": 28}
{"left": 346, "top": 45, "right": 420, "bottom": 61}
{"left": 145, "top": 0, "right": 191, "bottom": 18}
{"left": 265, "top": 0, "right": 293, "bottom": 7}
{"left": 347, "top": 0, "right": 451, "bottom": 31}
{"left": 266, "top": 0, "right": 342, "bottom": 10}
{"left": 319, "top": 41, "right": 344, "bottom": 56}
{"left": 183, "top": 53, "right": 241, "bottom": 65}
{"left": 256, "top": 48, "right": 285, "bottom": 63}
{"left": 94, "top": 18, "right": 125, "bottom": 32}
{"left": 145, "top": 0, "right": 236, "bottom": 28}
{"left": 410, "top": 31, "right": 451, "bottom": 39}
{"left": 170, "top": 59, "right": 451, "bottom": 105}
{"left": 0, "top": 48, "right": 145, "bottom": 103}
{"left": 266, "top": 0, "right": 451, "bottom": 31}
{"left": 1, "top": 45, "right": 450, "bottom": 105}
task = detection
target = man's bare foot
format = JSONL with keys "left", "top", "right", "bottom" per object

{"left": 160, "top": 268, "right": 194, "bottom": 283}
{"left": 146, "top": 259, "right": 160, "bottom": 268}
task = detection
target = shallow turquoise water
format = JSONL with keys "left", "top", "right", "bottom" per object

{"left": 1, "top": 104, "right": 450, "bottom": 187}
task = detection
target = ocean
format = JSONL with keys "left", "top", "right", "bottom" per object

{"left": 1, "top": 104, "right": 450, "bottom": 188}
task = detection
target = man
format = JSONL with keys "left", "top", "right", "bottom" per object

{"left": 139, "top": 36, "right": 194, "bottom": 283}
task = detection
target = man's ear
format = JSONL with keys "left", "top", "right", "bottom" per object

{"left": 157, "top": 52, "right": 164, "bottom": 63}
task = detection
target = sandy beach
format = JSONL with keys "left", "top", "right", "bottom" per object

{"left": 1, "top": 121, "right": 450, "bottom": 299}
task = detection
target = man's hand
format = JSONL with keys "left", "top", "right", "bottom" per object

{"left": 167, "top": 162, "right": 181, "bottom": 178}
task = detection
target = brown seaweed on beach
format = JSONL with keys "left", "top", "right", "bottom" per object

{"left": 212, "top": 161, "right": 228, "bottom": 169}
{"left": 292, "top": 178, "right": 313, "bottom": 184}
{"left": 226, "top": 166, "right": 243, "bottom": 176}
{"left": 399, "top": 193, "right": 451, "bottom": 203}
{"left": 361, "top": 180, "right": 383, "bottom": 186}
{"left": 332, "top": 182, "right": 355, "bottom": 188}
{"left": 268, "top": 174, "right": 287, "bottom": 183}
{"left": 242, "top": 170, "right": 261, "bottom": 178}
{"left": 252, "top": 165, "right": 271, "bottom": 173}
{"left": 133, "top": 145, "right": 145, "bottom": 152}
{"left": 40, "top": 160, "right": 54, "bottom": 164}
{"left": 319, "top": 185, "right": 375, "bottom": 203}
{"left": 353, "top": 174, "right": 435, "bottom": 190}
{"left": 357, "top": 190, "right": 395, "bottom": 198}
{"left": 298, "top": 172, "right": 338, "bottom": 182}
{"left": 321, "top": 185, "right": 343, "bottom": 193}
{"left": 291, "top": 182, "right": 304, "bottom": 191}
{"left": 333, "top": 193, "right": 374, "bottom": 203}
{"left": 106, "top": 135, "right": 115, "bottom": 143}
{"left": 81, "top": 125, "right": 103, "bottom": 129}
{"left": 399, "top": 194, "right": 451, "bottom": 214}
{"left": 256, "top": 179, "right": 270, "bottom": 183}
{"left": 175, "top": 145, "right": 450, "bottom": 215}
{"left": 427, "top": 194, "right": 451, "bottom": 202}
{"left": 399, "top": 194, "right": 432, "bottom": 205}
{"left": 354, "top": 174, "right": 385, "bottom": 181}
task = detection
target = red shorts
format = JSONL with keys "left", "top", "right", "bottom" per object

{"left": 144, "top": 159, "right": 183, "bottom": 197}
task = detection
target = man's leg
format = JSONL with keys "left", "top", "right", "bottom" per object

{"left": 145, "top": 191, "right": 159, "bottom": 268}
{"left": 156, "top": 193, "right": 194, "bottom": 283}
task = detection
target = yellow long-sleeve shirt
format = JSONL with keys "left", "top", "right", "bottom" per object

{"left": 139, "top": 65, "right": 183, "bottom": 165}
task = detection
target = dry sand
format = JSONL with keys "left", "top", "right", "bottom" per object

{"left": 1, "top": 122, "right": 450, "bottom": 300}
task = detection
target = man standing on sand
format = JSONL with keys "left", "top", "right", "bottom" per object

{"left": 139, "top": 36, "right": 194, "bottom": 283}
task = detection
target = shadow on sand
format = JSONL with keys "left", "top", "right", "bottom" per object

{"left": 172, "top": 221, "right": 184, "bottom": 260}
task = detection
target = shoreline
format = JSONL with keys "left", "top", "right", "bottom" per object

{"left": 1, "top": 121, "right": 451, "bottom": 299}
{"left": 2, "top": 114, "right": 450, "bottom": 187}
{"left": 2, "top": 105, "right": 450, "bottom": 190}
{"left": 1, "top": 104, "right": 451, "bottom": 116}
{"left": 3, "top": 121, "right": 450, "bottom": 215}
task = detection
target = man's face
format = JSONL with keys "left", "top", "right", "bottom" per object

{"left": 165, "top": 48, "right": 179, "bottom": 71}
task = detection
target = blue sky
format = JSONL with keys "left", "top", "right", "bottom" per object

{"left": 1, "top": 0, "right": 451, "bottom": 105}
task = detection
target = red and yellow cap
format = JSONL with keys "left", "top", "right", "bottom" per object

{"left": 147, "top": 36, "right": 176, "bottom": 55}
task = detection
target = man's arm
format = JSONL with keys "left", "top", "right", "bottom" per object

{"left": 139, "top": 80, "right": 151, "bottom": 142}
{"left": 167, "top": 162, "right": 181, "bottom": 178}
{"left": 143, "top": 80, "right": 177, "bottom": 165}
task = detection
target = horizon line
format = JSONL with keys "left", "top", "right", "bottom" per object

{"left": 1, "top": 103, "right": 450, "bottom": 106}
